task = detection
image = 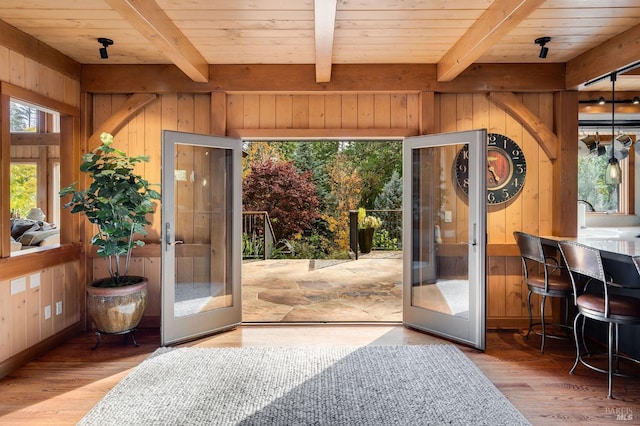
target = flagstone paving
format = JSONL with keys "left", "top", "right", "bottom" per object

{"left": 242, "top": 252, "right": 403, "bottom": 322}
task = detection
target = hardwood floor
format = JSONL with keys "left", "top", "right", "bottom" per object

{"left": 0, "top": 325, "right": 638, "bottom": 425}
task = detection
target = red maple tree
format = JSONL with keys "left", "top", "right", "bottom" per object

{"left": 243, "top": 160, "right": 320, "bottom": 239}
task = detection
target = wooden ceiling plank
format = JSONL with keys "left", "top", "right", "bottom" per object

{"left": 104, "top": 0, "right": 209, "bottom": 83}
{"left": 437, "top": 0, "right": 546, "bottom": 82}
{"left": 488, "top": 91, "right": 558, "bottom": 161}
{"left": 314, "top": 0, "right": 337, "bottom": 83}
{"left": 566, "top": 22, "right": 640, "bottom": 89}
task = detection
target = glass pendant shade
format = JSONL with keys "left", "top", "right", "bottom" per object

{"left": 606, "top": 157, "right": 622, "bottom": 184}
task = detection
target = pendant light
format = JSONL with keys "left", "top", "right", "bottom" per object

{"left": 605, "top": 72, "right": 622, "bottom": 185}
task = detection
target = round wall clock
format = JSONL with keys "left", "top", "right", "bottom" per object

{"left": 455, "top": 133, "right": 527, "bottom": 205}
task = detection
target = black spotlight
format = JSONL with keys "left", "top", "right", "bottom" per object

{"left": 98, "top": 38, "right": 113, "bottom": 59}
{"left": 534, "top": 36, "right": 551, "bottom": 59}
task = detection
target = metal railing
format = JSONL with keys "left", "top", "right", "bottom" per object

{"left": 242, "top": 211, "right": 276, "bottom": 260}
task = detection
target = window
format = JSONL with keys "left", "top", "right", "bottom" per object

{"left": 577, "top": 138, "right": 632, "bottom": 213}
{"left": 8, "top": 99, "right": 61, "bottom": 253}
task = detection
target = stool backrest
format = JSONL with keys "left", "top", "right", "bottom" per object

{"left": 513, "top": 231, "right": 544, "bottom": 263}
{"left": 558, "top": 241, "right": 605, "bottom": 282}
{"left": 558, "top": 240, "right": 607, "bottom": 310}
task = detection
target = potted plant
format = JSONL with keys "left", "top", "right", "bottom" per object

{"left": 357, "top": 207, "right": 381, "bottom": 254}
{"left": 59, "top": 132, "right": 161, "bottom": 339}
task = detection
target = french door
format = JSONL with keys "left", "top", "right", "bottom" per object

{"left": 403, "top": 130, "right": 487, "bottom": 350}
{"left": 161, "top": 131, "right": 242, "bottom": 345}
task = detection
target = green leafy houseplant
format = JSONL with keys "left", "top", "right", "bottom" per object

{"left": 59, "top": 132, "right": 161, "bottom": 287}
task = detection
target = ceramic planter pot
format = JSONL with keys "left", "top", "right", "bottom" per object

{"left": 358, "top": 228, "right": 375, "bottom": 254}
{"left": 86, "top": 277, "right": 148, "bottom": 334}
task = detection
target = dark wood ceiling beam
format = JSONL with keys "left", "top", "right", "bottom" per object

{"left": 82, "top": 63, "right": 566, "bottom": 94}
{"left": 314, "top": 0, "right": 337, "bottom": 83}
{"left": 566, "top": 23, "right": 640, "bottom": 89}
{"left": 437, "top": 0, "right": 545, "bottom": 82}
{"left": 105, "top": 0, "right": 209, "bottom": 83}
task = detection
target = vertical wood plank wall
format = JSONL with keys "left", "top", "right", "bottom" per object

{"left": 0, "top": 262, "right": 80, "bottom": 364}
{"left": 0, "top": 45, "right": 81, "bottom": 368}
{"left": 92, "top": 91, "right": 554, "bottom": 328}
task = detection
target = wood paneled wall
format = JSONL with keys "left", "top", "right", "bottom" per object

{"left": 0, "top": 44, "right": 81, "bottom": 375}
{"left": 0, "top": 260, "right": 80, "bottom": 365}
{"left": 437, "top": 93, "right": 555, "bottom": 326}
{"left": 0, "top": 45, "right": 79, "bottom": 108}
{"left": 92, "top": 89, "right": 556, "bottom": 328}
{"left": 227, "top": 93, "right": 419, "bottom": 130}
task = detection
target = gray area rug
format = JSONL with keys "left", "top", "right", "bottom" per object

{"left": 79, "top": 345, "right": 530, "bottom": 426}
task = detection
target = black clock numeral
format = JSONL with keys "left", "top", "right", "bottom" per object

{"left": 455, "top": 133, "right": 526, "bottom": 205}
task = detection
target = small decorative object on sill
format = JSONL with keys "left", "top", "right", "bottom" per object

{"left": 26, "top": 207, "right": 46, "bottom": 222}
{"left": 357, "top": 207, "right": 381, "bottom": 254}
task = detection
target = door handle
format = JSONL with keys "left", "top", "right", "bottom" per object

{"left": 468, "top": 223, "right": 477, "bottom": 246}
{"left": 165, "top": 223, "right": 184, "bottom": 251}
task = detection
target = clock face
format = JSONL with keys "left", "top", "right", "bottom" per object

{"left": 455, "top": 133, "right": 527, "bottom": 205}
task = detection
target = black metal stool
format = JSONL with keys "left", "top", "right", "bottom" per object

{"left": 514, "top": 231, "right": 574, "bottom": 354}
{"left": 558, "top": 241, "right": 640, "bottom": 399}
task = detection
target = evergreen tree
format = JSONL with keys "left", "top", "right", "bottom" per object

{"left": 374, "top": 171, "right": 403, "bottom": 242}
{"left": 342, "top": 141, "right": 402, "bottom": 208}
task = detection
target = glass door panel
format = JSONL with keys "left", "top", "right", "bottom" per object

{"left": 403, "top": 130, "right": 487, "bottom": 350}
{"left": 161, "top": 131, "right": 241, "bottom": 345}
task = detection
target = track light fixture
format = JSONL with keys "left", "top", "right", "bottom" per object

{"left": 98, "top": 38, "right": 113, "bottom": 59}
{"left": 534, "top": 36, "right": 551, "bottom": 59}
{"left": 633, "top": 96, "right": 640, "bottom": 105}
{"left": 598, "top": 97, "right": 606, "bottom": 105}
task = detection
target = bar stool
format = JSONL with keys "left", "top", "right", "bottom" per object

{"left": 558, "top": 241, "right": 640, "bottom": 399}
{"left": 513, "top": 231, "right": 574, "bottom": 354}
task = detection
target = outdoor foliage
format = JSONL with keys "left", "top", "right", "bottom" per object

{"left": 341, "top": 141, "right": 402, "bottom": 209}
{"left": 324, "top": 153, "right": 362, "bottom": 251}
{"left": 374, "top": 170, "right": 403, "bottom": 242}
{"left": 243, "top": 159, "right": 321, "bottom": 239}
{"left": 373, "top": 228, "right": 399, "bottom": 250}
{"left": 10, "top": 163, "right": 38, "bottom": 218}
{"left": 10, "top": 101, "right": 37, "bottom": 132}
{"left": 242, "top": 140, "right": 403, "bottom": 259}
{"left": 293, "top": 141, "right": 339, "bottom": 208}
{"left": 578, "top": 152, "right": 618, "bottom": 212}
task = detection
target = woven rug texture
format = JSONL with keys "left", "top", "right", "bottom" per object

{"left": 79, "top": 344, "right": 530, "bottom": 426}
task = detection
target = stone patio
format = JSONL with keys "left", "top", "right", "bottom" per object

{"left": 242, "top": 252, "right": 403, "bottom": 322}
